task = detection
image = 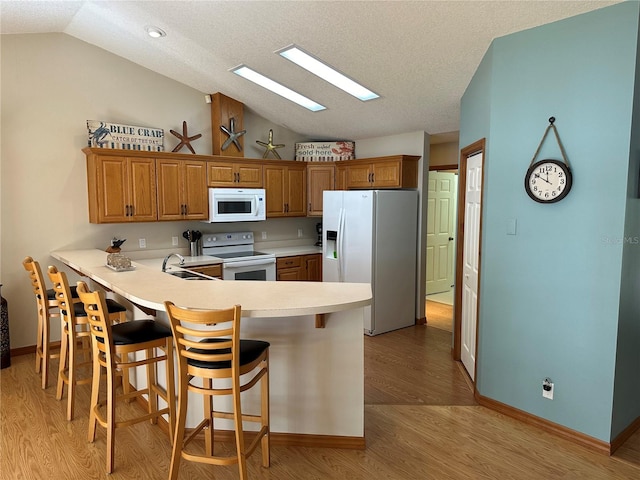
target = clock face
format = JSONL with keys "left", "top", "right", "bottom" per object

{"left": 525, "top": 159, "right": 572, "bottom": 203}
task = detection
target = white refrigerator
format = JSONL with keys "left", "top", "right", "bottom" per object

{"left": 323, "top": 190, "right": 418, "bottom": 336}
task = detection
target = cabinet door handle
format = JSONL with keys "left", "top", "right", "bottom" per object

{"left": 125, "top": 205, "right": 129, "bottom": 217}
{"left": 130, "top": 205, "right": 134, "bottom": 216}
{"left": 184, "top": 204, "right": 188, "bottom": 216}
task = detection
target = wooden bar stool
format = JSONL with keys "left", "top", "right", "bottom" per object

{"left": 22, "top": 256, "right": 79, "bottom": 389}
{"left": 165, "top": 301, "right": 270, "bottom": 480}
{"left": 47, "top": 266, "right": 127, "bottom": 421}
{"left": 77, "top": 281, "right": 175, "bottom": 474}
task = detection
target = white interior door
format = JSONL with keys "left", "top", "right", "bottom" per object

{"left": 426, "top": 171, "right": 457, "bottom": 295}
{"left": 461, "top": 152, "right": 483, "bottom": 380}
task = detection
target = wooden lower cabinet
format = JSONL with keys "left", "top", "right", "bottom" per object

{"left": 305, "top": 253, "right": 322, "bottom": 281}
{"left": 276, "top": 254, "right": 322, "bottom": 281}
{"left": 185, "top": 264, "right": 222, "bottom": 279}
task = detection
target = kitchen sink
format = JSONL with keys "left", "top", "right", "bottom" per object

{"left": 165, "top": 271, "right": 212, "bottom": 280}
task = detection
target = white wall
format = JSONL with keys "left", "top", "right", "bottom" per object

{"left": 430, "top": 141, "right": 459, "bottom": 167}
{"left": 0, "top": 33, "right": 313, "bottom": 349}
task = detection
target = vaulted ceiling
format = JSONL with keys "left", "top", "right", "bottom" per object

{"left": 0, "top": 1, "right": 620, "bottom": 142}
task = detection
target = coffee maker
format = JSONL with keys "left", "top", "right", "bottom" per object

{"left": 315, "top": 222, "right": 322, "bottom": 246}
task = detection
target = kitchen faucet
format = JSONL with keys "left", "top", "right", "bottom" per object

{"left": 162, "top": 253, "right": 185, "bottom": 272}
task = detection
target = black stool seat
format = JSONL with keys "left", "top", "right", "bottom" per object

{"left": 187, "top": 338, "right": 270, "bottom": 369}
{"left": 109, "top": 320, "right": 173, "bottom": 345}
{"left": 45, "top": 286, "right": 78, "bottom": 300}
{"left": 72, "top": 299, "right": 126, "bottom": 318}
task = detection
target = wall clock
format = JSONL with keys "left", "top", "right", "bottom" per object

{"left": 524, "top": 159, "right": 572, "bottom": 203}
{"left": 525, "top": 117, "right": 572, "bottom": 203}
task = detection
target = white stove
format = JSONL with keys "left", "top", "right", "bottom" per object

{"left": 202, "top": 231, "right": 276, "bottom": 281}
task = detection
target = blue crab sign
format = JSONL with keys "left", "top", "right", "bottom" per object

{"left": 87, "top": 120, "right": 164, "bottom": 151}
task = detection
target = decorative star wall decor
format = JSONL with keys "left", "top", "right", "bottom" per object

{"left": 256, "top": 129, "right": 285, "bottom": 159}
{"left": 170, "top": 121, "right": 202, "bottom": 154}
{"left": 220, "top": 117, "right": 246, "bottom": 151}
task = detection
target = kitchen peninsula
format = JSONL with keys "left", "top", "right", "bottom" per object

{"left": 51, "top": 249, "right": 371, "bottom": 448}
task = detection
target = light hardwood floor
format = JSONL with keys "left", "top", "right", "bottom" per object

{"left": 425, "top": 300, "right": 453, "bottom": 332}
{"left": 1, "top": 326, "right": 639, "bottom": 479}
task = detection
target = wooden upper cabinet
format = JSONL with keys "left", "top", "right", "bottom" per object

{"left": 86, "top": 150, "right": 157, "bottom": 223}
{"left": 207, "top": 158, "right": 263, "bottom": 187}
{"left": 307, "top": 163, "right": 335, "bottom": 216}
{"left": 345, "top": 163, "right": 373, "bottom": 189}
{"left": 342, "top": 155, "right": 420, "bottom": 189}
{"left": 335, "top": 163, "right": 347, "bottom": 190}
{"left": 85, "top": 148, "right": 419, "bottom": 224}
{"left": 157, "top": 159, "right": 208, "bottom": 221}
{"left": 264, "top": 162, "right": 306, "bottom": 217}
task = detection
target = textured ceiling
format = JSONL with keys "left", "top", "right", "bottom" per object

{"left": 0, "top": 0, "right": 621, "bottom": 142}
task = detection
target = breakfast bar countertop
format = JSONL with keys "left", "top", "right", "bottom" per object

{"left": 51, "top": 249, "right": 371, "bottom": 317}
{"left": 51, "top": 248, "right": 369, "bottom": 444}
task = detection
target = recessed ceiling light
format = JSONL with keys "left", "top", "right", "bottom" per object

{"left": 145, "top": 26, "right": 166, "bottom": 38}
{"left": 277, "top": 45, "right": 379, "bottom": 102}
{"left": 230, "top": 65, "right": 326, "bottom": 112}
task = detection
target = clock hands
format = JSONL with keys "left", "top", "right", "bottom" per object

{"left": 534, "top": 173, "right": 552, "bottom": 185}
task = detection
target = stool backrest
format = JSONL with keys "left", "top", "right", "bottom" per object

{"left": 22, "top": 256, "right": 48, "bottom": 316}
{"left": 47, "top": 266, "right": 74, "bottom": 324}
{"left": 76, "top": 281, "right": 115, "bottom": 367}
{"left": 164, "top": 302, "right": 241, "bottom": 373}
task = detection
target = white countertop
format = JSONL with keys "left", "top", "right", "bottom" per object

{"left": 260, "top": 245, "right": 322, "bottom": 256}
{"left": 52, "top": 249, "right": 370, "bottom": 318}
{"left": 152, "top": 246, "right": 322, "bottom": 268}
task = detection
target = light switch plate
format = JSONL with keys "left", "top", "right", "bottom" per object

{"left": 507, "top": 218, "right": 517, "bottom": 235}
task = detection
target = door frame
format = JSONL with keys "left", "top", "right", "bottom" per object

{"left": 453, "top": 139, "right": 486, "bottom": 387}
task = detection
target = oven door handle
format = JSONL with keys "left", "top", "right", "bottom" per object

{"left": 223, "top": 257, "right": 276, "bottom": 268}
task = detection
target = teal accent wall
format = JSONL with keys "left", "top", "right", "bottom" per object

{"left": 460, "top": 2, "right": 640, "bottom": 442}
{"left": 612, "top": 6, "right": 640, "bottom": 440}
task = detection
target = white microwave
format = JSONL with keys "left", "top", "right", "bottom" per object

{"left": 208, "top": 188, "right": 266, "bottom": 223}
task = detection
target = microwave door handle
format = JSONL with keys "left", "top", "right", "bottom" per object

{"left": 252, "top": 195, "right": 258, "bottom": 217}
{"left": 223, "top": 258, "right": 276, "bottom": 268}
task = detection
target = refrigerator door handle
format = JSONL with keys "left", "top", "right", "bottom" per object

{"left": 338, "top": 207, "right": 346, "bottom": 282}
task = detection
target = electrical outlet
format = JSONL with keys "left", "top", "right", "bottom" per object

{"left": 172, "top": 236, "right": 179, "bottom": 246}
{"left": 139, "top": 238, "right": 146, "bottom": 249}
{"left": 542, "top": 378, "right": 554, "bottom": 400}
{"left": 298, "top": 228, "right": 303, "bottom": 238}
{"left": 261, "top": 232, "right": 267, "bottom": 240}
